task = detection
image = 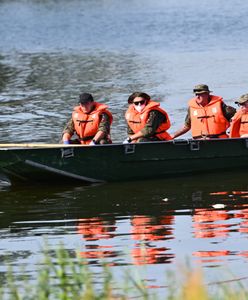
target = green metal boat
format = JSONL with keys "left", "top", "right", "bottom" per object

{"left": 0, "top": 138, "right": 247, "bottom": 184}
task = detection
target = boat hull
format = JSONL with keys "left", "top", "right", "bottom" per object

{"left": 0, "top": 138, "right": 247, "bottom": 184}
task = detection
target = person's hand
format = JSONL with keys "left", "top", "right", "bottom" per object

{"left": 89, "top": 139, "right": 97, "bottom": 146}
{"left": 63, "top": 140, "right": 70, "bottom": 144}
{"left": 122, "top": 137, "right": 132, "bottom": 144}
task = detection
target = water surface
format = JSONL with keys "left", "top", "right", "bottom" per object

{"left": 1, "top": 0, "right": 248, "bottom": 294}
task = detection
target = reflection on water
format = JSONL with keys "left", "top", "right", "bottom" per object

{"left": 192, "top": 190, "right": 248, "bottom": 265}
{"left": 77, "top": 217, "right": 118, "bottom": 263}
{"left": 130, "top": 215, "right": 174, "bottom": 265}
{"left": 1, "top": 172, "right": 248, "bottom": 287}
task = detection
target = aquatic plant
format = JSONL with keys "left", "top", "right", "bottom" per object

{"left": 1, "top": 245, "right": 248, "bottom": 300}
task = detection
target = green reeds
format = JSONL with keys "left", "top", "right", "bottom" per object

{"left": 1, "top": 245, "right": 248, "bottom": 300}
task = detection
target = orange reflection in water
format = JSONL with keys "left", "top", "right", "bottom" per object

{"left": 210, "top": 191, "right": 248, "bottom": 196}
{"left": 193, "top": 189, "right": 248, "bottom": 263}
{"left": 192, "top": 208, "right": 232, "bottom": 262}
{"left": 235, "top": 208, "right": 248, "bottom": 233}
{"left": 208, "top": 190, "right": 248, "bottom": 234}
{"left": 77, "top": 217, "right": 117, "bottom": 262}
{"left": 77, "top": 217, "right": 116, "bottom": 241}
{"left": 131, "top": 215, "right": 174, "bottom": 241}
{"left": 193, "top": 250, "right": 230, "bottom": 263}
{"left": 130, "top": 215, "right": 175, "bottom": 265}
{"left": 80, "top": 245, "right": 117, "bottom": 262}
{"left": 239, "top": 251, "right": 248, "bottom": 258}
{"left": 193, "top": 209, "right": 231, "bottom": 239}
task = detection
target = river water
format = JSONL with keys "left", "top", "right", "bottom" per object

{"left": 1, "top": 0, "right": 248, "bottom": 295}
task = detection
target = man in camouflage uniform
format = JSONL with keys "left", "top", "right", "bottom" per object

{"left": 171, "top": 84, "right": 236, "bottom": 139}
{"left": 62, "top": 93, "right": 112, "bottom": 145}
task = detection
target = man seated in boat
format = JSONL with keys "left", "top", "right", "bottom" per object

{"left": 62, "top": 93, "right": 113, "bottom": 145}
{"left": 230, "top": 94, "right": 248, "bottom": 138}
{"left": 123, "top": 92, "right": 172, "bottom": 143}
{"left": 171, "top": 84, "right": 236, "bottom": 140}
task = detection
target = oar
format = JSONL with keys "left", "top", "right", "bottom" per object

{"left": 0, "top": 143, "right": 86, "bottom": 148}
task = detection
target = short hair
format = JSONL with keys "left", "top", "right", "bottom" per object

{"left": 79, "top": 93, "right": 94, "bottom": 104}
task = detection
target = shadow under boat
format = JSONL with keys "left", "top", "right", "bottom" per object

{"left": 0, "top": 169, "right": 247, "bottom": 230}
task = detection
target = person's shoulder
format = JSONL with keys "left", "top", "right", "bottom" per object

{"left": 221, "top": 101, "right": 236, "bottom": 112}
{"left": 149, "top": 109, "right": 164, "bottom": 116}
{"left": 148, "top": 109, "right": 167, "bottom": 121}
{"left": 220, "top": 101, "right": 236, "bottom": 120}
{"left": 100, "top": 111, "right": 111, "bottom": 121}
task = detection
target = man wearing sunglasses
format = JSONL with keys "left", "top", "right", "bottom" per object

{"left": 171, "top": 84, "right": 236, "bottom": 139}
{"left": 123, "top": 92, "right": 172, "bottom": 143}
{"left": 230, "top": 94, "right": 248, "bottom": 138}
{"left": 62, "top": 93, "right": 113, "bottom": 145}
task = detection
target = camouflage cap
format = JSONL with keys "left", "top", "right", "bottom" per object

{"left": 235, "top": 93, "right": 248, "bottom": 104}
{"left": 193, "top": 84, "right": 212, "bottom": 95}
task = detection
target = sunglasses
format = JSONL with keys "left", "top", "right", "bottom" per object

{"left": 133, "top": 100, "right": 146, "bottom": 106}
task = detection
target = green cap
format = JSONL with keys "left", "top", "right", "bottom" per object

{"left": 235, "top": 93, "right": 248, "bottom": 104}
{"left": 193, "top": 84, "right": 212, "bottom": 95}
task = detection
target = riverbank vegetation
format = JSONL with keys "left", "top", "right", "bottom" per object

{"left": 1, "top": 245, "right": 248, "bottom": 300}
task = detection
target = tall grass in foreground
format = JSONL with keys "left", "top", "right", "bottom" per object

{"left": 1, "top": 246, "right": 248, "bottom": 300}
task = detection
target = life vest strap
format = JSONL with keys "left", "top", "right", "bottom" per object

{"left": 193, "top": 131, "right": 226, "bottom": 139}
{"left": 129, "top": 120, "right": 141, "bottom": 124}
{"left": 76, "top": 119, "right": 93, "bottom": 124}
{"left": 197, "top": 115, "right": 214, "bottom": 119}
{"left": 78, "top": 135, "right": 94, "bottom": 141}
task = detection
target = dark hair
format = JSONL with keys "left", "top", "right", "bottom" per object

{"left": 79, "top": 93, "right": 94, "bottom": 104}
{"left": 127, "top": 92, "right": 151, "bottom": 104}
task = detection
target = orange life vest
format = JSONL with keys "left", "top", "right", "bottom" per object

{"left": 188, "top": 95, "right": 229, "bottom": 139}
{"left": 230, "top": 110, "right": 248, "bottom": 138}
{"left": 125, "top": 100, "right": 171, "bottom": 141}
{"left": 72, "top": 102, "right": 113, "bottom": 144}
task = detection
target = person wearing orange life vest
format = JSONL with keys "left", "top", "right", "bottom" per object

{"left": 171, "top": 84, "right": 236, "bottom": 139}
{"left": 123, "top": 92, "right": 172, "bottom": 143}
{"left": 62, "top": 93, "right": 113, "bottom": 145}
{"left": 230, "top": 94, "right": 248, "bottom": 138}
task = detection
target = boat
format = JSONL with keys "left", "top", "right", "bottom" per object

{"left": 0, "top": 138, "right": 247, "bottom": 185}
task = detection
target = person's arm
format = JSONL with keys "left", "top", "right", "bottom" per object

{"left": 127, "top": 125, "right": 134, "bottom": 135}
{"left": 92, "top": 113, "right": 111, "bottom": 143}
{"left": 221, "top": 103, "right": 236, "bottom": 121}
{"left": 62, "top": 118, "right": 74, "bottom": 143}
{"left": 171, "top": 109, "right": 191, "bottom": 139}
{"left": 171, "top": 125, "right": 191, "bottom": 139}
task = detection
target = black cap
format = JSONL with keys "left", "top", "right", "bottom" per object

{"left": 79, "top": 93, "right": 94, "bottom": 104}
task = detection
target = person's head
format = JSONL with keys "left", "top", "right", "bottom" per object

{"left": 235, "top": 94, "right": 248, "bottom": 113}
{"left": 193, "top": 84, "right": 212, "bottom": 106}
{"left": 128, "top": 92, "right": 150, "bottom": 112}
{"left": 79, "top": 93, "right": 95, "bottom": 113}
